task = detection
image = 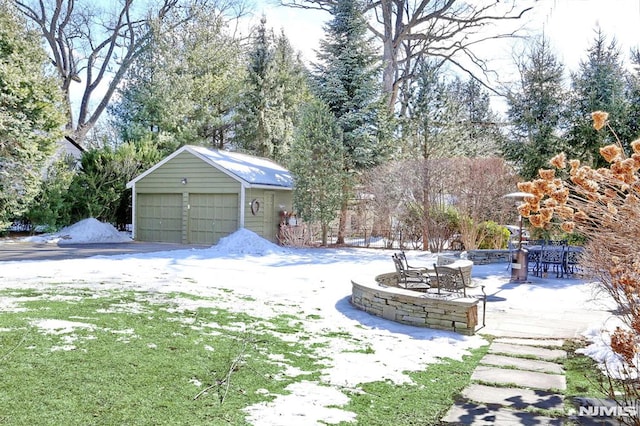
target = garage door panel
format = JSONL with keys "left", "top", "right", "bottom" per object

{"left": 188, "top": 194, "right": 238, "bottom": 245}
{"left": 137, "top": 194, "right": 182, "bottom": 243}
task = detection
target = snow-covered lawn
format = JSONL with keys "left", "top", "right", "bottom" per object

{"left": 0, "top": 218, "right": 623, "bottom": 423}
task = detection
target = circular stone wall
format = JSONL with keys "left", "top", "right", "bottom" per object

{"left": 350, "top": 273, "right": 479, "bottom": 335}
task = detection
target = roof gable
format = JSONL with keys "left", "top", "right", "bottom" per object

{"left": 127, "top": 145, "right": 293, "bottom": 189}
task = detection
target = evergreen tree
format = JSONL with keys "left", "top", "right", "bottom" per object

{"left": 236, "top": 20, "right": 309, "bottom": 162}
{"left": 567, "top": 29, "right": 629, "bottom": 166}
{"left": 236, "top": 17, "right": 275, "bottom": 157}
{"left": 313, "top": 0, "right": 387, "bottom": 243}
{"left": 447, "top": 78, "right": 504, "bottom": 158}
{"left": 14, "top": 0, "right": 234, "bottom": 145}
{"left": 108, "top": 40, "right": 174, "bottom": 151}
{"left": 403, "top": 59, "right": 454, "bottom": 159}
{"left": 0, "top": 1, "right": 65, "bottom": 228}
{"left": 66, "top": 140, "right": 162, "bottom": 226}
{"left": 110, "top": 9, "right": 245, "bottom": 151}
{"left": 289, "top": 99, "right": 344, "bottom": 246}
{"left": 25, "top": 156, "right": 76, "bottom": 232}
{"left": 626, "top": 49, "right": 640, "bottom": 142}
{"left": 270, "top": 30, "right": 310, "bottom": 163}
{"left": 313, "top": 0, "right": 385, "bottom": 170}
{"left": 504, "top": 37, "right": 567, "bottom": 181}
{"left": 401, "top": 60, "right": 452, "bottom": 251}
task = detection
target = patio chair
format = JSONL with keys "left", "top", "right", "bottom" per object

{"left": 539, "top": 245, "right": 566, "bottom": 278}
{"left": 432, "top": 263, "right": 467, "bottom": 297}
{"left": 397, "top": 251, "right": 430, "bottom": 274}
{"left": 391, "top": 254, "right": 430, "bottom": 291}
{"left": 527, "top": 248, "right": 542, "bottom": 277}
{"left": 564, "top": 246, "right": 584, "bottom": 277}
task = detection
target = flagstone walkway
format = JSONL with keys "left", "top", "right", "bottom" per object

{"left": 441, "top": 337, "right": 569, "bottom": 425}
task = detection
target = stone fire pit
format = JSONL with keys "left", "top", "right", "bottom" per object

{"left": 350, "top": 272, "right": 481, "bottom": 335}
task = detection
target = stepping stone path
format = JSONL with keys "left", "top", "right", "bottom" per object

{"left": 441, "top": 338, "right": 568, "bottom": 425}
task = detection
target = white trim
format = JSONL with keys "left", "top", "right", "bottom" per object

{"left": 239, "top": 185, "right": 246, "bottom": 228}
{"left": 248, "top": 184, "right": 293, "bottom": 191}
{"left": 130, "top": 184, "right": 137, "bottom": 239}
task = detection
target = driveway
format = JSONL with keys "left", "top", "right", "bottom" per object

{"left": 0, "top": 241, "right": 209, "bottom": 262}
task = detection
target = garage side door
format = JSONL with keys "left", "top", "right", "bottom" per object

{"left": 136, "top": 194, "right": 183, "bottom": 243}
{"left": 188, "top": 194, "right": 238, "bottom": 245}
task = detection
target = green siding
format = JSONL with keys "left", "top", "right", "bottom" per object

{"left": 244, "top": 188, "right": 293, "bottom": 242}
{"left": 136, "top": 152, "right": 240, "bottom": 194}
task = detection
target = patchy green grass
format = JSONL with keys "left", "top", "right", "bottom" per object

{"left": 0, "top": 287, "right": 489, "bottom": 425}
{"left": 0, "top": 289, "right": 324, "bottom": 425}
{"left": 339, "top": 344, "right": 490, "bottom": 425}
{"left": 563, "top": 338, "right": 612, "bottom": 399}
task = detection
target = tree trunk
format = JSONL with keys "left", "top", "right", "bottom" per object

{"left": 321, "top": 223, "right": 328, "bottom": 247}
{"left": 380, "top": 0, "right": 397, "bottom": 111}
{"left": 421, "top": 142, "right": 431, "bottom": 251}
{"left": 422, "top": 186, "right": 430, "bottom": 252}
{"left": 336, "top": 200, "right": 348, "bottom": 245}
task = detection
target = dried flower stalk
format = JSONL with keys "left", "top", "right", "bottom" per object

{"left": 518, "top": 112, "right": 640, "bottom": 385}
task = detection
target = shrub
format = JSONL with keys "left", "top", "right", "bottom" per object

{"left": 478, "top": 221, "right": 509, "bottom": 249}
{"left": 67, "top": 140, "right": 162, "bottom": 227}
{"left": 24, "top": 155, "right": 76, "bottom": 232}
{"left": 517, "top": 110, "right": 640, "bottom": 420}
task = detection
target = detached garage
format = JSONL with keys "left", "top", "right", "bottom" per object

{"left": 126, "top": 145, "right": 294, "bottom": 245}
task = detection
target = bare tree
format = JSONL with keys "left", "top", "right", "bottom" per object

{"left": 447, "top": 157, "right": 517, "bottom": 250}
{"left": 363, "top": 158, "right": 455, "bottom": 251}
{"left": 13, "top": 0, "right": 245, "bottom": 146}
{"left": 282, "top": 0, "right": 533, "bottom": 111}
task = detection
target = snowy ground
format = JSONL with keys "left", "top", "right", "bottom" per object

{"left": 0, "top": 218, "right": 626, "bottom": 423}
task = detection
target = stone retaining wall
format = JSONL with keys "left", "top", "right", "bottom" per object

{"left": 351, "top": 273, "right": 480, "bottom": 335}
{"left": 467, "top": 249, "right": 510, "bottom": 264}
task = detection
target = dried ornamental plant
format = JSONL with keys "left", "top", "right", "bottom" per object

{"left": 517, "top": 111, "right": 640, "bottom": 383}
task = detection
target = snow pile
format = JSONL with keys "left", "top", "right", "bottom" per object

{"left": 210, "top": 228, "right": 289, "bottom": 256}
{"left": 43, "top": 218, "right": 132, "bottom": 244}
{"left": 578, "top": 320, "right": 640, "bottom": 380}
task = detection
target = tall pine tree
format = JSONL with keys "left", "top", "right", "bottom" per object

{"left": 236, "top": 17, "right": 275, "bottom": 157}
{"left": 313, "top": 0, "right": 387, "bottom": 243}
{"left": 289, "top": 99, "right": 345, "bottom": 246}
{"left": 0, "top": 1, "right": 65, "bottom": 228}
{"left": 404, "top": 59, "right": 453, "bottom": 159}
{"left": 504, "top": 37, "right": 567, "bottom": 181}
{"left": 270, "top": 30, "right": 310, "bottom": 163}
{"left": 567, "top": 29, "right": 629, "bottom": 166}
{"left": 447, "top": 78, "right": 504, "bottom": 158}
{"left": 110, "top": 9, "right": 245, "bottom": 151}
{"left": 625, "top": 49, "right": 640, "bottom": 143}
{"left": 236, "top": 19, "right": 309, "bottom": 162}
{"left": 402, "top": 59, "right": 452, "bottom": 251}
